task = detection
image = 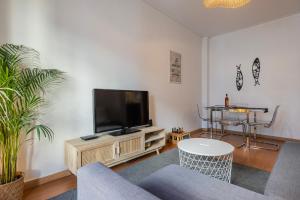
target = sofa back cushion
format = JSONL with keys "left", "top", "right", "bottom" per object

{"left": 77, "top": 162, "right": 160, "bottom": 200}
{"left": 265, "top": 142, "right": 300, "bottom": 200}
{"left": 139, "top": 164, "right": 279, "bottom": 200}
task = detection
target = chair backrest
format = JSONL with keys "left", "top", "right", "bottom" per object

{"left": 265, "top": 105, "right": 280, "bottom": 128}
{"left": 197, "top": 104, "right": 208, "bottom": 121}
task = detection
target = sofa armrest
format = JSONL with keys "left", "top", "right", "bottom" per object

{"left": 139, "top": 165, "right": 282, "bottom": 200}
{"left": 265, "top": 142, "right": 300, "bottom": 200}
{"left": 77, "top": 162, "right": 160, "bottom": 200}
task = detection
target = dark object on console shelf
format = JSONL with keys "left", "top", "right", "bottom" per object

{"left": 172, "top": 127, "right": 184, "bottom": 134}
{"left": 81, "top": 135, "right": 99, "bottom": 141}
{"left": 147, "top": 119, "right": 153, "bottom": 127}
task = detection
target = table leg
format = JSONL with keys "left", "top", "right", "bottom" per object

{"left": 156, "top": 149, "right": 160, "bottom": 155}
{"left": 246, "top": 112, "right": 250, "bottom": 149}
{"left": 253, "top": 112, "right": 257, "bottom": 140}
{"left": 221, "top": 111, "right": 224, "bottom": 135}
{"left": 210, "top": 109, "right": 213, "bottom": 139}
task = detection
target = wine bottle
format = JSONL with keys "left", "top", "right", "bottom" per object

{"left": 225, "top": 94, "right": 229, "bottom": 107}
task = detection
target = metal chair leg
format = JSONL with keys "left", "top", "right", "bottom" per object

{"left": 250, "top": 129, "right": 279, "bottom": 151}
{"left": 253, "top": 125, "right": 279, "bottom": 150}
{"left": 219, "top": 125, "right": 231, "bottom": 140}
{"left": 246, "top": 125, "right": 279, "bottom": 151}
{"left": 237, "top": 124, "right": 248, "bottom": 149}
{"left": 253, "top": 126, "right": 257, "bottom": 140}
{"left": 250, "top": 140, "right": 280, "bottom": 151}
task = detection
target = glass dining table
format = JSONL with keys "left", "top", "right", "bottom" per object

{"left": 205, "top": 105, "right": 269, "bottom": 139}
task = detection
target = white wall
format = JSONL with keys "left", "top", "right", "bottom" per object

{"left": 208, "top": 13, "right": 300, "bottom": 139}
{"left": 0, "top": 0, "right": 202, "bottom": 181}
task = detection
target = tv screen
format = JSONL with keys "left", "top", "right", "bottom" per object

{"left": 93, "top": 89, "right": 149, "bottom": 133}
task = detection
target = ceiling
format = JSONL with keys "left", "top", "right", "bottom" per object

{"left": 143, "top": 0, "right": 300, "bottom": 37}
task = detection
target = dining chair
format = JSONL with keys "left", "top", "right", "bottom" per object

{"left": 197, "top": 104, "right": 221, "bottom": 138}
{"left": 244, "top": 105, "right": 280, "bottom": 150}
{"left": 219, "top": 110, "right": 248, "bottom": 148}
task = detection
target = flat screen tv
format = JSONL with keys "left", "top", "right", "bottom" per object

{"left": 93, "top": 89, "right": 149, "bottom": 135}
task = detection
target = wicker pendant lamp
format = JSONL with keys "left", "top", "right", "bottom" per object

{"left": 204, "top": 0, "right": 251, "bottom": 8}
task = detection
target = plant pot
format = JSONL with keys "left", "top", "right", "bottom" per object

{"left": 0, "top": 173, "right": 24, "bottom": 200}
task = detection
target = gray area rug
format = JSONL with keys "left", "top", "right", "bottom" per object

{"left": 50, "top": 148, "right": 270, "bottom": 200}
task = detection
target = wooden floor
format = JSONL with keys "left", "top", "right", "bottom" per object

{"left": 23, "top": 131, "right": 283, "bottom": 200}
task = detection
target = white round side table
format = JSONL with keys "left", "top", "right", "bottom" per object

{"left": 177, "top": 138, "right": 234, "bottom": 183}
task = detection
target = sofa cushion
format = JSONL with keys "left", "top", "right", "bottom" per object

{"left": 265, "top": 141, "right": 300, "bottom": 200}
{"left": 139, "top": 164, "right": 282, "bottom": 200}
{"left": 77, "top": 162, "right": 161, "bottom": 200}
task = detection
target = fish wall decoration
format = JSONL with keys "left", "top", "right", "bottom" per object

{"left": 252, "top": 58, "right": 261, "bottom": 86}
{"left": 236, "top": 64, "right": 243, "bottom": 91}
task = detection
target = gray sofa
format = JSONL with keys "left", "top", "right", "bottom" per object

{"left": 77, "top": 142, "right": 300, "bottom": 200}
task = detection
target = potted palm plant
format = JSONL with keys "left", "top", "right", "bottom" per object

{"left": 0, "top": 44, "right": 64, "bottom": 200}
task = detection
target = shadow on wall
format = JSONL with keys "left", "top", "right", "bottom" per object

{"left": 0, "top": 0, "right": 41, "bottom": 180}
{"left": 149, "top": 95, "right": 156, "bottom": 125}
{"left": 17, "top": 133, "right": 41, "bottom": 181}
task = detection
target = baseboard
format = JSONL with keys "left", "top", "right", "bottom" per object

{"left": 190, "top": 128, "right": 202, "bottom": 135}
{"left": 198, "top": 128, "right": 300, "bottom": 142}
{"left": 24, "top": 170, "right": 72, "bottom": 191}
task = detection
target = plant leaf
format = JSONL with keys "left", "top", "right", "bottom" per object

{"left": 26, "top": 124, "right": 54, "bottom": 142}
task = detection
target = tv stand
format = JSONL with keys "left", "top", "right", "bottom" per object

{"left": 65, "top": 126, "right": 166, "bottom": 174}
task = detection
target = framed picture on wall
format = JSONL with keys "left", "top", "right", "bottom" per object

{"left": 170, "top": 51, "right": 182, "bottom": 84}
